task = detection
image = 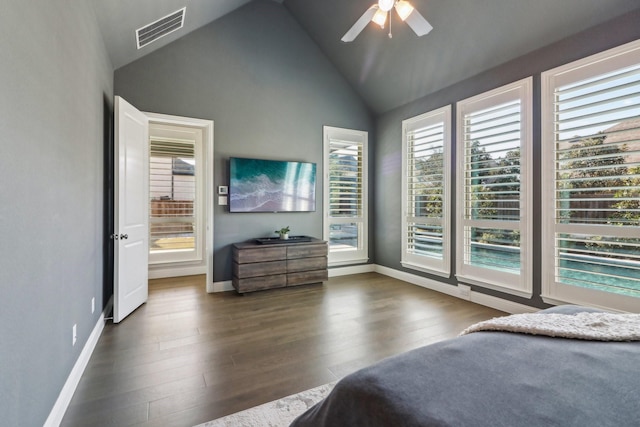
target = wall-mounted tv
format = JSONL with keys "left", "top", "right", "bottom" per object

{"left": 229, "top": 157, "right": 316, "bottom": 212}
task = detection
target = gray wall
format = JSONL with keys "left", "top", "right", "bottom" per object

{"left": 0, "top": 0, "right": 113, "bottom": 425}
{"left": 374, "top": 9, "right": 640, "bottom": 308}
{"left": 114, "top": 0, "right": 374, "bottom": 282}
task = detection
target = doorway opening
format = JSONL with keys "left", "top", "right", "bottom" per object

{"left": 145, "top": 113, "right": 214, "bottom": 283}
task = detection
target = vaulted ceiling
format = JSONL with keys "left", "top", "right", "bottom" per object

{"left": 94, "top": 0, "right": 640, "bottom": 114}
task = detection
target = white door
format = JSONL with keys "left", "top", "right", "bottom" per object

{"left": 114, "top": 96, "right": 149, "bottom": 323}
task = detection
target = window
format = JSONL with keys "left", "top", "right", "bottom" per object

{"left": 148, "top": 124, "right": 204, "bottom": 265}
{"left": 323, "top": 126, "right": 368, "bottom": 266}
{"left": 541, "top": 40, "right": 640, "bottom": 312}
{"left": 401, "top": 106, "right": 451, "bottom": 276}
{"left": 456, "top": 78, "right": 533, "bottom": 297}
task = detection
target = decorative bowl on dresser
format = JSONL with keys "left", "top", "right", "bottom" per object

{"left": 232, "top": 237, "right": 328, "bottom": 294}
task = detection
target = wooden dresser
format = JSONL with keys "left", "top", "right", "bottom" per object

{"left": 232, "top": 238, "right": 328, "bottom": 294}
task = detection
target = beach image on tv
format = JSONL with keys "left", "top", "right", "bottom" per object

{"left": 229, "top": 158, "right": 316, "bottom": 212}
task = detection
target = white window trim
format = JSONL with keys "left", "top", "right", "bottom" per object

{"left": 323, "top": 126, "right": 369, "bottom": 266}
{"left": 541, "top": 39, "right": 640, "bottom": 312}
{"left": 401, "top": 105, "right": 452, "bottom": 278}
{"left": 456, "top": 77, "right": 533, "bottom": 298}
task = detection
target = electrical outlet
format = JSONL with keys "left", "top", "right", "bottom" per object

{"left": 72, "top": 324, "right": 77, "bottom": 346}
{"left": 91, "top": 297, "right": 95, "bottom": 314}
{"left": 458, "top": 284, "right": 471, "bottom": 300}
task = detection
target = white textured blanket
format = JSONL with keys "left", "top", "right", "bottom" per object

{"left": 460, "top": 311, "right": 640, "bottom": 341}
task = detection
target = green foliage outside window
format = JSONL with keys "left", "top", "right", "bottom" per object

{"left": 561, "top": 136, "right": 639, "bottom": 258}
{"left": 412, "top": 150, "right": 444, "bottom": 218}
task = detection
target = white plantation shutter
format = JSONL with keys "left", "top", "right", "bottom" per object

{"left": 149, "top": 139, "right": 196, "bottom": 253}
{"left": 542, "top": 40, "right": 640, "bottom": 311}
{"left": 328, "top": 140, "right": 362, "bottom": 218}
{"left": 456, "top": 78, "right": 533, "bottom": 297}
{"left": 462, "top": 100, "right": 522, "bottom": 274}
{"left": 323, "top": 126, "right": 368, "bottom": 265}
{"left": 402, "top": 106, "right": 451, "bottom": 276}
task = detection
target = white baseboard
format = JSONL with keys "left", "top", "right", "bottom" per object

{"left": 374, "top": 265, "right": 537, "bottom": 314}
{"left": 209, "top": 263, "right": 537, "bottom": 313}
{"left": 207, "top": 264, "right": 376, "bottom": 292}
{"left": 44, "top": 297, "right": 112, "bottom": 427}
{"left": 375, "top": 264, "right": 459, "bottom": 297}
{"left": 208, "top": 264, "right": 376, "bottom": 292}
{"left": 208, "top": 265, "right": 375, "bottom": 292}
{"left": 209, "top": 280, "right": 234, "bottom": 293}
{"left": 328, "top": 264, "right": 376, "bottom": 277}
{"left": 149, "top": 265, "right": 206, "bottom": 279}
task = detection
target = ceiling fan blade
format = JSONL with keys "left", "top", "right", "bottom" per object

{"left": 341, "top": 5, "right": 379, "bottom": 42}
{"left": 404, "top": 9, "right": 433, "bottom": 37}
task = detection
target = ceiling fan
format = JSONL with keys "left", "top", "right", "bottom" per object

{"left": 342, "top": 0, "right": 433, "bottom": 42}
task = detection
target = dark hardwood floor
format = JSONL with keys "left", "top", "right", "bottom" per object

{"left": 61, "top": 272, "right": 504, "bottom": 427}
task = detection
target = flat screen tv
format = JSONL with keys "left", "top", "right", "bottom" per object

{"left": 229, "top": 157, "right": 316, "bottom": 212}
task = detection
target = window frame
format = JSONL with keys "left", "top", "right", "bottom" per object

{"left": 401, "top": 105, "right": 452, "bottom": 277}
{"left": 541, "top": 39, "right": 640, "bottom": 312}
{"left": 323, "top": 126, "right": 369, "bottom": 266}
{"left": 455, "top": 77, "right": 533, "bottom": 297}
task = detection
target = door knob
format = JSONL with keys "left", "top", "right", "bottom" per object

{"left": 120, "top": 234, "right": 128, "bottom": 240}
{"left": 110, "top": 234, "right": 119, "bottom": 240}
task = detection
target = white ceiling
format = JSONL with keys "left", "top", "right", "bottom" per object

{"left": 94, "top": 0, "right": 640, "bottom": 114}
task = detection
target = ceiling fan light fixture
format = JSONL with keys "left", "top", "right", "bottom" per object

{"left": 378, "top": 0, "right": 395, "bottom": 12}
{"left": 395, "top": 1, "right": 414, "bottom": 21}
{"left": 342, "top": 0, "right": 432, "bottom": 42}
{"left": 372, "top": 9, "right": 388, "bottom": 27}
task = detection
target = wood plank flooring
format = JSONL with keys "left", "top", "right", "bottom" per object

{"left": 61, "top": 272, "right": 504, "bottom": 427}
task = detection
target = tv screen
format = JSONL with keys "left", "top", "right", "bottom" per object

{"left": 229, "top": 157, "right": 316, "bottom": 212}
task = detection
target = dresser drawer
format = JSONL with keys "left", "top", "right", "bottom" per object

{"left": 233, "top": 246, "right": 286, "bottom": 264}
{"left": 233, "top": 260, "right": 287, "bottom": 278}
{"left": 234, "top": 274, "right": 287, "bottom": 293}
{"left": 287, "top": 269, "right": 328, "bottom": 286}
{"left": 287, "top": 243, "right": 328, "bottom": 259}
{"left": 287, "top": 256, "right": 327, "bottom": 273}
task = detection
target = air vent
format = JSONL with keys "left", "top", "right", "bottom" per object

{"left": 136, "top": 7, "right": 186, "bottom": 49}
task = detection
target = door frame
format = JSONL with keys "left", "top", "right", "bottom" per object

{"left": 145, "top": 112, "right": 214, "bottom": 289}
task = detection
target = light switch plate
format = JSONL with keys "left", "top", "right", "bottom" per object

{"left": 218, "top": 195, "right": 228, "bottom": 205}
{"left": 218, "top": 185, "right": 228, "bottom": 195}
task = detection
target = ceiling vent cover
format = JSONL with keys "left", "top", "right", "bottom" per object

{"left": 136, "top": 7, "right": 186, "bottom": 49}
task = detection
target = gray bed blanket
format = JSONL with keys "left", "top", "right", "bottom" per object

{"left": 290, "top": 305, "right": 640, "bottom": 427}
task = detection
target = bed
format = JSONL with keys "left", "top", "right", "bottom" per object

{"left": 290, "top": 305, "right": 640, "bottom": 427}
